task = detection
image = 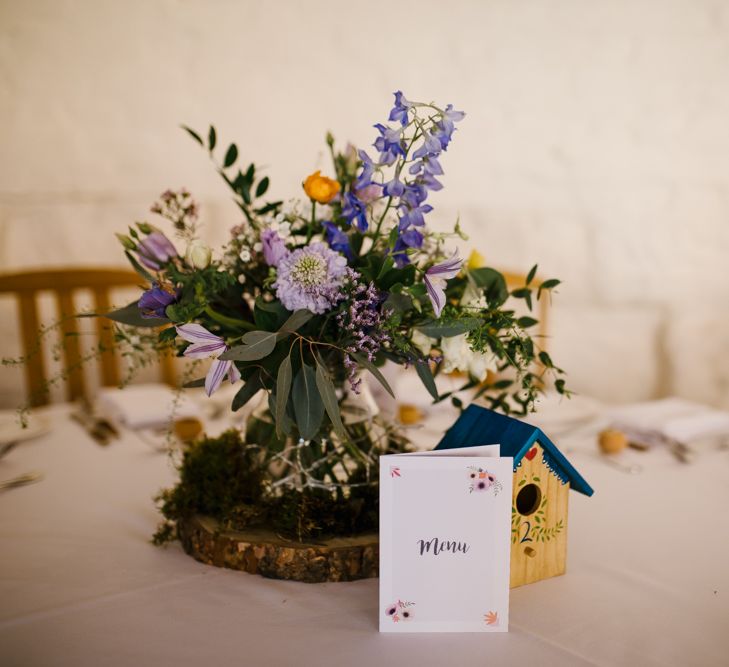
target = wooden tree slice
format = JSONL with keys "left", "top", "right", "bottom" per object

{"left": 177, "top": 515, "right": 379, "bottom": 583}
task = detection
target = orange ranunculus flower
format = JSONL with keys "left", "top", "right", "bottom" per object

{"left": 303, "top": 171, "right": 341, "bottom": 204}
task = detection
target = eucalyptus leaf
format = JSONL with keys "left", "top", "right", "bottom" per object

{"left": 183, "top": 377, "right": 206, "bottom": 389}
{"left": 278, "top": 309, "right": 314, "bottom": 338}
{"left": 470, "top": 267, "right": 508, "bottom": 307}
{"left": 221, "top": 330, "right": 277, "bottom": 361}
{"left": 414, "top": 358, "right": 439, "bottom": 400}
{"left": 315, "top": 361, "right": 346, "bottom": 439}
{"left": 350, "top": 352, "right": 395, "bottom": 398}
{"left": 124, "top": 250, "right": 154, "bottom": 283}
{"left": 417, "top": 317, "right": 482, "bottom": 338}
{"left": 231, "top": 369, "right": 263, "bottom": 412}
{"left": 292, "top": 364, "right": 324, "bottom": 440}
{"left": 208, "top": 125, "right": 217, "bottom": 151}
{"left": 275, "top": 355, "right": 293, "bottom": 437}
{"left": 526, "top": 264, "right": 538, "bottom": 285}
{"left": 99, "top": 301, "right": 169, "bottom": 328}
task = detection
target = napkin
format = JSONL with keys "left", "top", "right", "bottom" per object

{"left": 607, "top": 397, "right": 729, "bottom": 445}
{"left": 96, "top": 383, "right": 202, "bottom": 430}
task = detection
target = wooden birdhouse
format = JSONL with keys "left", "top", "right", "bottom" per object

{"left": 435, "top": 405, "right": 594, "bottom": 588}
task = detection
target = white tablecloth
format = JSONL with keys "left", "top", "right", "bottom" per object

{"left": 1, "top": 403, "right": 727, "bottom": 666}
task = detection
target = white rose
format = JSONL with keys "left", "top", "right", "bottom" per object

{"left": 468, "top": 350, "right": 498, "bottom": 381}
{"left": 237, "top": 274, "right": 247, "bottom": 284}
{"left": 440, "top": 333, "right": 473, "bottom": 374}
{"left": 185, "top": 241, "right": 212, "bottom": 269}
{"left": 239, "top": 248, "right": 251, "bottom": 262}
{"left": 411, "top": 329, "right": 437, "bottom": 355}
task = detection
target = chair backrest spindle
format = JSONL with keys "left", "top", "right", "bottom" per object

{"left": 0, "top": 268, "right": 175, "bottom": 406}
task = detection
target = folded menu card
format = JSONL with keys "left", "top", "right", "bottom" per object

{"left": 379, "top": 447, "right": 513, "bottom": 633}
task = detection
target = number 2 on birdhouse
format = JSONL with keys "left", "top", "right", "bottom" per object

{"left": 519, "top": 521, "right": 532, "bottom": 543}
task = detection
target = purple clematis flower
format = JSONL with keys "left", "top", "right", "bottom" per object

{"left": 261, "top": 228, "right": 288, "bottom": 267}
{"left": 138, "top": 284, "right": 176, "bottom": 319}
{"left": 424, "top": 253, "right": 463, "bottom": 318}
{"left": 176, "top": 323, "right": 241, "bottom": 397}
{"left": 136, "top": 231, "right": 177, "bottom": 270}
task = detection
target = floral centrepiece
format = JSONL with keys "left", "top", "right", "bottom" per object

{"left": 96, "top": 91, "right": 567, "bottom": 544}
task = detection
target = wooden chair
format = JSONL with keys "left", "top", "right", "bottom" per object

{"left": 501, "top": 270, "right": 550, "bottom": 345}
{"left": 0, "top": 268, "right": 176, "bottom": 406}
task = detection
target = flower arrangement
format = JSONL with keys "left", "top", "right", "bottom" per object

{"left": 101, "top": 91, "right": 566, "bottom": 542}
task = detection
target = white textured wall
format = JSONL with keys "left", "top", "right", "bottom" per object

{"left": 2, "top": 0, "right": 729, "bottom": 407}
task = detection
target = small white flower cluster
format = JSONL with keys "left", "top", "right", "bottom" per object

{"left": 411, "top": 331, "right": 497, "bottom": 381}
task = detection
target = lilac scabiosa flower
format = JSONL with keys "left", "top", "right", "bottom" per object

{"left": 176, "top": 323, "right": 241, "bottom": 397}
{"left": 261, "top": 228, "right": 288, "bottom": 267}
{"left": 136, "top": 231, "right": 177, "bottom": 270}
{"left": 424, "top": 253, "right": 463, "bottom": 318}
{"left": 274, "top": 242, "right": 348, "bottom": 314}
{"left": 138, "top": 284, "right": 177, "bottom": 319}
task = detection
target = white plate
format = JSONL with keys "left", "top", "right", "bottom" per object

{"left": 0, "top": 412, "right": 51, "bottom": 447}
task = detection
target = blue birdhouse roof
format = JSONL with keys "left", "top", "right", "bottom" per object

{"left": 435, "top": 404, "right": 594, "bottom": 496}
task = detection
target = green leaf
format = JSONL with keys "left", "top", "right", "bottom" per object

{"left": 224, "top": 143, "right": 238, "bottom": 168}
{"left": 181, "top": 125, "right": 203, "bottom": 145}
{"left": 538, "top": 278, "right": 561, "bottom": 299}
{"left": 221, "top": 331, "right": 277, "bottom": 361}
{"left": 517, "top": 316, "right": 539, "bottom": 329}
{"left": 538, "top": 351, "right": 554, "bottom": 368}
{"left": 183, "top": 377, "right": 206, "bottom": 389}
{"left": 470, "top": 268, "right": 508, "bottom": 307}
{"left": 124, "top": 250, "right": 154, "bottom": 283}
{"left": 526, "top": 264, "right": 538, "bottom": 285}
{"left": 414, "top": 359, "right": 438, "bottom": 400}
{"left": 278, "top": 309, "right": 314, "bottom": 338}
{"left": 350, "top": 352, "right": 395, "bottom": 398}
{"left": 208, "top": 125, "right": 217, "bottom": 151}
{"left": 292, "top": 364, "right": 324, "bottom": 440}
{"left": 315, "top": 361, "right": 346, "bottom": 439}
{"left": 255, "top": 177, "right": 270, "bottom": 198}
{"left": 417, "top": 317, "right": 483, "bottom": 338}
{"left": 158, "top": 327, "right": 177, "bottom": 343}
{"left": 101, "top": 301, "right": 168, "bottom": 328}
{"left": 275, "top": 355, "right": 293, "bottom": 437}
{"left": 231, "top": 369, "right": 263, "bottom": 412}
{"left": 253, "top": 298, "right": 288, "bottom": 330}
{"left": 555, "top": 378, "right": 566, "bottom": 394}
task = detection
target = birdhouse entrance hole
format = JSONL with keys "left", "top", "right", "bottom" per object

{"left": 516, "top": 483, "right": 541, "bottom": 516}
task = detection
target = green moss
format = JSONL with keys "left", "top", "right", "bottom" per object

{"left": 154, "top": 423, "right": 411, "bottom": 545}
